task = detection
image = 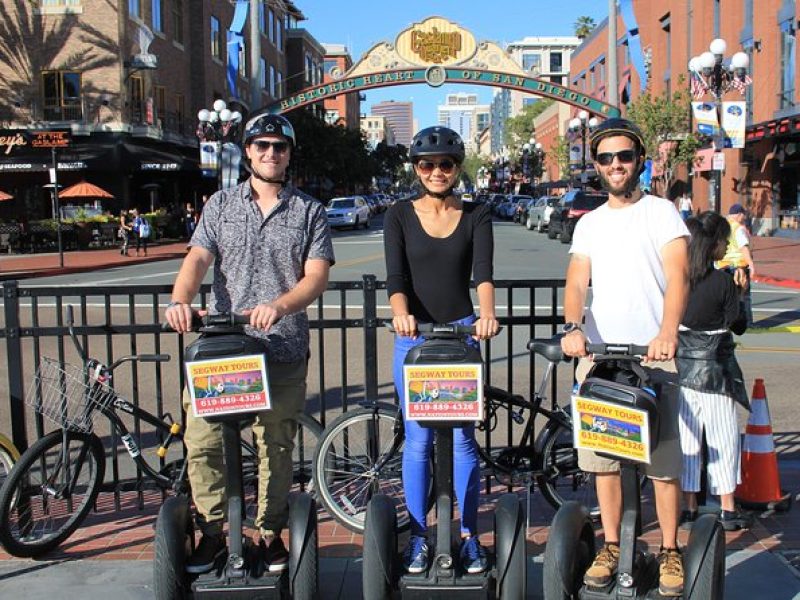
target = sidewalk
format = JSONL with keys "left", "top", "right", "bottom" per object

{"left": 0, "top": 235, "right": 798, "bottom": 287}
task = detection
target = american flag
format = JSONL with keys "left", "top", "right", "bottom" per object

{"left": 731, "top": 74, "right": 753, "bottom": 96}
{"left": 690, "top": 72, "right": 708, "bottom": 100}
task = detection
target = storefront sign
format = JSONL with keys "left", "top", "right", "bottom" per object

{"left": 0, "top": 160, "right": 85, "bottom": 172}
{"left": 141, "top": 162, "right": 180, "bottom": 171}
{"left": 30, "top": 130, "right": 71, "bottom": 148}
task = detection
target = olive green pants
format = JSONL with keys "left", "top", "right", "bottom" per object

{"left": 182, "top": 359, "right": 307, "bottom": 537}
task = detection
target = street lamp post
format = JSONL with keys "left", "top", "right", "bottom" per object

{"left": 569, "top": 111, "right": 599, "bottom": 187}
{"left": 196, "top": 99, "right": 242, "bottom": 191}
{"left": 689, "top": 38, "right": 751, "bottom": 213}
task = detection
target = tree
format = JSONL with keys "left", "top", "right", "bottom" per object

{"left": 551, "top": 135, "right": 571, "bottom": 180}
{"left": 503, "top": 99, "right": 554, "bottom": 155}
{"left": 625, "top": 75, "right": 702, "bottom": 198}
{"left": 461, "top": 152, "right": 488, "bottom": 190}
{"left": 574, "top": 16, "right": 597, "bottom": 40}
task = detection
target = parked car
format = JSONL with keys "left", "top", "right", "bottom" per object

{"left": 524, "top": 196, "right": 560, "bottom": 232}
{"left": 326, "top": 196, "right": 371, "bottom": 229}
{"left": 508, "top": 195, "right": 533, "bottom": 223}
{"left": 489, "top": 194, "right": 507, "bottom": 216}
{"left": 548, "top": 189, "right": 608, "bottom": 244}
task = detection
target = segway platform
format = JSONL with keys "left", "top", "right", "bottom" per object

{"left": 399, "top": 565, "right": 492, "bottom": 599}
{"left": 192, "top": 550, "right": 288, "bottom": 599}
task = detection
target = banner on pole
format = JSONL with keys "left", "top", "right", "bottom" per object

{"left": 200, "top": 141, "right": 220, "bottom": 175}
{"left": 692, "top": 102, "right": 719, "bottom": 137}
{"left": 722, "top": 101, "right": 746, "bottom": 149}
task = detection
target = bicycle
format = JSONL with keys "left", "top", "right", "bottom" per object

{"left": 312, "top": 326, "right": 603, "bottom": 534}
{"left": 0, "top": 432, "right": 20, "bottom": 509}
{"left": 0, "top": 307, "right": 322, "bottom": 558}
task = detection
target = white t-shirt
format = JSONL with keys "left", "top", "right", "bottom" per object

{"left": 679, "top": 196, "right": 692, "bottom": 211}
{"left": 569, "top": 194, "right": 689, "bottom": 345}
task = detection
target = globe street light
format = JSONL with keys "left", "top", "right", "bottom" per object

{"left": 569, "top": 112, "right": 599, "bottom": 187}
{"left": 196, "top": 100, "right": 242, "bottom": 191}
{"left": 689, "top": 38, "right": 752, "bottom": 212}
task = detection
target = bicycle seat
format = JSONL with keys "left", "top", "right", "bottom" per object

{"left": 528, "top": 337, "right": 569, "bottom": 363}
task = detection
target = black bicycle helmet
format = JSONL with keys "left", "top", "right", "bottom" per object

{"left": 589, "top": 118, "right": 646, "bottom": 159}
{"left": 409, "top": 126, "right": 465, "bottom": 163}
{"left": 242, "top": 113, "right": 296, "bottom": 147}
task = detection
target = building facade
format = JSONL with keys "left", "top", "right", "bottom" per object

{"left": 370, "top": 100, "right": 413, "bottom": 148}
{"left": 360, "top": 115, "right": 395, "bottom": 149}
{"left": 286, "top": 26, "right": 326, "bottom": 120}
{"left": 437, "top": 93, "right": 490, "bottom": 155}
{"left": 0, "top": 0, "right": 305, "bottom": 222}
{"left": 568, "top": 0, "right": 800, "bottom": 235}
{"left": 321, "top": 44, "right": 360, "bottom": 130}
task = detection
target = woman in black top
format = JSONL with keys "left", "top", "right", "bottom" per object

{"left": 676, "top": 211, "right": 752, "bottom": 531}
{"left": 384, "top": 126, "right": 498, "bottom": 576}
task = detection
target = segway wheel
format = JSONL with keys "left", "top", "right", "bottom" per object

{"left": 289, "top": 492, "right": 319, "bottom": 600}
{"left": 542, "top": 501, "right": 595, "bottom": 600}
{"left": 683, "top": 514, "right": 725, "bottom": 600}
{"left": 153, "top": 496, "right": 194, "bottom": 600}
{"left": 362, "top": 494, "right": 397, "bottom": 600}
{"left": 495, "top": 493, "right": 527, "bottom": 600}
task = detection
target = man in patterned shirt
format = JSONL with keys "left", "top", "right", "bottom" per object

{"left": 164, "top": 113, "right": 334, "bottom": 574}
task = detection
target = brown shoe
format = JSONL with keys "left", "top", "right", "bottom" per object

{"left": 584, "top": 542, "right": 620, "bottom": 587}
{"left": 658, "top": 547, "right": 684, "bottom": 597}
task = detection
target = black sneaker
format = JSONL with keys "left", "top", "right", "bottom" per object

{"left": 720, "top": 509, "right": 754, "bottom": 531}
{"left": 262, "top": 536, "right": 289, "bottom": 573}
{"left": 186, "top": 533, "right": 226, "bottom": 574}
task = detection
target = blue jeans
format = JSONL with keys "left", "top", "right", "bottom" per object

{"left": 392, "top": 314, "right": 481, "bottom": 536}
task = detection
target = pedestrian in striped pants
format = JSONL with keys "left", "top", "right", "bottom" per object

{"left": 676, "top": 212, "right": 752, "bottom": 531}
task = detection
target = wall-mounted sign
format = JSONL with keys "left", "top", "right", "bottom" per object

{"left": 0, "top": 130, "right": 71, "bottom": 154}
{"left": 141, "top": 162, "right": 180, "bottom": 171}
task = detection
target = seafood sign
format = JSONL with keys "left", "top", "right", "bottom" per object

{"left": 185, "top": 354, "right": 270, "bottom": 417}
{"left": 404, "top": 363, "right": 483, "bottom": 421}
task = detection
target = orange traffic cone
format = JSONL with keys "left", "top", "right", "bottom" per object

{"left": 735, "top": 379, "right": 792, "bottom": 511}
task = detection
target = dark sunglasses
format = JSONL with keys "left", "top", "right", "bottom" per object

{"left": 416, "top": 159, "right": 458, "bottom": 175}
{"left": 596, "top": 149, "right": 637, "bottom": 166}
{"left": 251, "top": 140, "right": 289, "bottom": 153}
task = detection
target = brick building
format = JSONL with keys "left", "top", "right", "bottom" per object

{"left": 567, "top": 0, "right": 800, "bottom": 235}
{"left": 321, "top": 44, "right": 360, "bottom": 130}
{"left": 0, "top": 0, "right": 304, "bottom": 221}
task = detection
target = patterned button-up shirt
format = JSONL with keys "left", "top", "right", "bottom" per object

{"left": 190, "top": 179, "right": 335, "bottom": 362}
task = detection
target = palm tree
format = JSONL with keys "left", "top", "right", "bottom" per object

{"left": 574, "top": 16, "right": 597, "bottom": 40}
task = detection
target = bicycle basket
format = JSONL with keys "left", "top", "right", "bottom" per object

{"left": 25, "top": 357, "right": 116, "bottom": 433}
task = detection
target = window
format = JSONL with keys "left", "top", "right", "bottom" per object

{"left": 154, "top": 85, "right": 166, "bottom": 126}
{"left": 549, "top": 51, "right": 563, "bottom": 72}
{"left": 599, "top": 59, "right": 605, "bottom": 83}
{"left": 713, "top": 0, "right": 721, "bottom": 38}
{"left": 550, "top": 75, "right": 563, "bottom": 85}
{"left": 780, "top": 19, "right": 796, "bottom": 110}
{"left": 175, "top": 93, "right": 185, "bottom": 133}
{"left": 277, "top": 71, "right": 283, "bottom": 96}
{"left": 742, "top": 39, "right": 755, "bottom": 120}
{"left": 275, "top": 17, "right": 282, "bottom": 50}
{"left": 270, "top": 65, "right": 276, "bottom": 96}
{"left": 522, "top": 53, "right": 541, "bottom": 73}
{"left": 39, "top": 0, "right": 82, "bottom": 10}
{"left": 151, "top": 0, "right": 163, "bottom": 32}
{"left": 129, "top": 75, "right": 144, "bottom": 121}
{"left": 128, "top": 0, "right": 140, "bottom": 18}
{"left": 41, "top": 70, "right": 82, "bottom": 120}
{"left": 259, "top": 2, "right": 266, "bottom": 35}
{"left": 305, "top": 53, "right": 313, "bottom": 84}
{"left": 210, "top": 16, "right": 221, "bottom": 60}
{"left": 661, "top": 14, "right": 671, "bottom": 95}
{"left": 260, "top": 57, "right": 267, "bottom": 91}
{"left": 590, "top": 68, "right": 595, "bottom": 90}
{"left": 268, "top": 9, "right": 275, "bottom": 43}
{"left": 172, "top": 0, "right": 183, "bottom": 45}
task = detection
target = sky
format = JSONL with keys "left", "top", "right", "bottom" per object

{"left": 297, "top": 0, "right": 609, "bottom": 128}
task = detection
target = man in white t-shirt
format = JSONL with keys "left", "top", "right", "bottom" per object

{"left": 560, "top": 118, "right": 690, "bottom": 597}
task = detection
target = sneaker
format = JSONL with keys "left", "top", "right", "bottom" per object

{"left": 262, "top": 536, "right": 289, "bottom": 573}
{"left": 459, "top": 536, "right": 488, "bottom": 574}
{"left": 679, "top": 509, "right": 698, "bottom": 530}
{"left": 402, "top": 535, "right": 429, "bottom": 574}
{"left": 658, "top": 547, "right": 684, "bottom": 597}
{"left": 720, "top": 509, "right": 754, "bottom": 531}
{"left": 583, "top": 542, "right": 620, "bottom": 587}
{"left": 186, "top": 533, "right": 226, "bottom": 574}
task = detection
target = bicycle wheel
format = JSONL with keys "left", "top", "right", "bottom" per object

{"left": 294, "top": 413, "right": 323, "bottom": 492}
{"left": 536, "top": 420, "right": 601, "bottom": 519}
{"left": 0, "top": 436, "right": 18, "bottom": 511}
{"left": 0, "top": 429, "right": 105, "bottom": 557}
{"left": 313, "top": 406, "right": 426, "bottom": 534}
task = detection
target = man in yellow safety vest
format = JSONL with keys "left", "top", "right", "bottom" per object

{"left": 715, "top": 203, "right": 755, "bottom": 327}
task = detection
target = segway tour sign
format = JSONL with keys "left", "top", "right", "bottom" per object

{"left": 185, "top": 354, "right": 271, "bottom": 417}
{"left": 403, "top": 363, "right": 483, "bottom": 421}
{"left": 571, "top": 396, "right": 652, "bottom": 463}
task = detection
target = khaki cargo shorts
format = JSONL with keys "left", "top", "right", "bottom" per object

{"left": 575, "top": 357, "right": 682, "bottom": 481}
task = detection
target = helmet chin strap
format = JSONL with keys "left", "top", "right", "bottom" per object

{"left": 246, "top": 161, "right": 287, "bottom": 185}
{"left": 420, "top": 182, "right": 455, "bottom": 200}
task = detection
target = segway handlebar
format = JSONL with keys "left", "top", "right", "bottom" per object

{"left": 384, "top": 322, "right": 502, "bottom": 336}
{"left": 162, "top": 312, "right": 251, "bottom": 332}
{"left": 586, "top": 342, "right": 651, "bottom": 357}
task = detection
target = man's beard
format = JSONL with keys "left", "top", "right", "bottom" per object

{"left": 598, "top": 169, "right": 640, "bottom": 197}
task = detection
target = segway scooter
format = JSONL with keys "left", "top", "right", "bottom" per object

{"left": 154, "top": 313, "right": 318, "bottom": 600}
{"left": 363, "top": 323, "right": 526, "bottom": 600}
{"left": 543, "top": 342, "right": 725, "bottom": 600}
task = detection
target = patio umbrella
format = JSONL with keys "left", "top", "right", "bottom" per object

{"left": 58, "top": 180, "right": 114, "bottom": 199}
{"left": 0, "top": 190, "right": 12, "bottom": 201}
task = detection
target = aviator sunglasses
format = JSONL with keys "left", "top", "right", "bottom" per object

{"left": 415, "top": 159, "right": 458, "bottom": 175}
{"left": 251, "top": 140, "right": 289, "bottom": 154}
{"left": 595, "top": 149, "right": 637, "bottom": 166}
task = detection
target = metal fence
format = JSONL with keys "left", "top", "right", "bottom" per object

{"left": 1, "top": 276, "right": 567, "bottom": 494}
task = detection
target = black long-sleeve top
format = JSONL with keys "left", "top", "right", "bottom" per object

{"left": 682, "top": 269, "right": 746, "bottom": 335}
{"left": 384, "top": 200, "right": 494, "bottom": 323}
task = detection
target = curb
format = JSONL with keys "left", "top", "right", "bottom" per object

{"left": 0, "top": 252, "right": 186, "bottom": 282}
{"left": 753, "top": 274, "right": 800, "bottom": 290}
